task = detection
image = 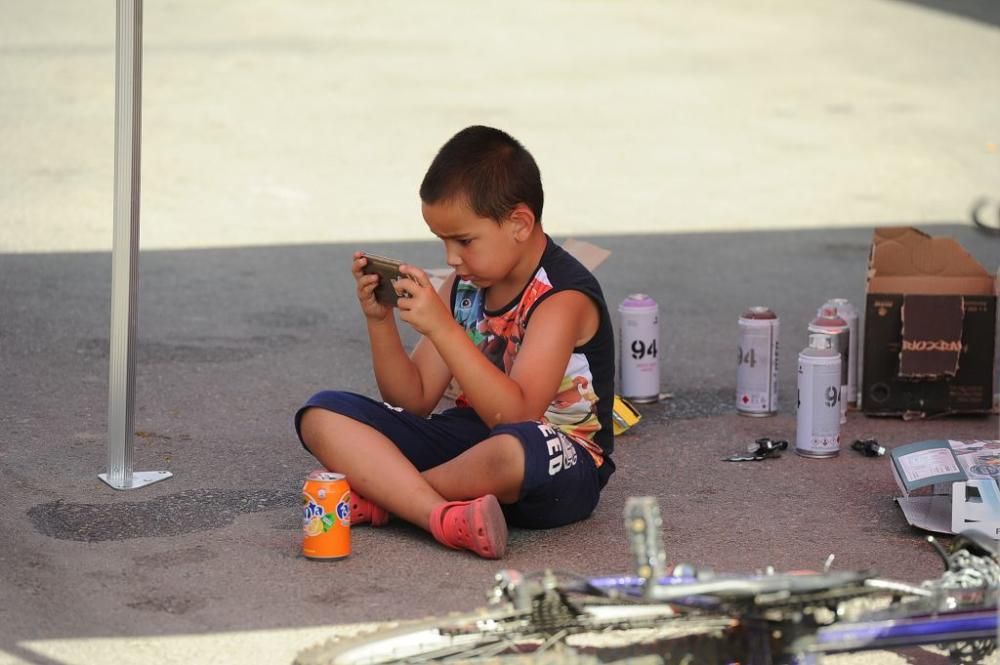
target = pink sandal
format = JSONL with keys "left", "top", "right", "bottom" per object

{"left": 350, "top": 491, "right": 390, "bottom": 527}
{"left": 429, "top": 495, "right": 507, "bottom": 559}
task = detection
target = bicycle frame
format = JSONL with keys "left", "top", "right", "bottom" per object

{"left": 529, "top": 497, "right": 999, "bottom": 663}
{"left": 295, "top": 497, "right": 999, "bottom": 665}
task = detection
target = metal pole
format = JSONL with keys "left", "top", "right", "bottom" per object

{"left": 99, "top": 0, "right": 170, "bottom": 490}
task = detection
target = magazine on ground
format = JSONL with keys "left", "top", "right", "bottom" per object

{"left": 890, "top": 439, "right": 1000, "bottom": 538}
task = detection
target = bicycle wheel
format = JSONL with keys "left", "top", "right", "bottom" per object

{"left": 294, "top": 603, "right": 736, "bottom": 665}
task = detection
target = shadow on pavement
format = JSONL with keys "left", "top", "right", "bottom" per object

{"left": 893, "top": 0, "right": 1000, "bottom": 27}
{"left": 1, "top": 223, "right": 997, "bottom": 658}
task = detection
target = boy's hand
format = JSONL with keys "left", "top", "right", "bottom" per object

{"left": 394, "top": 266, "right": 451, "bottom": 336}
{"left": 351, "top": 252, "right": 392, "bottom": 321}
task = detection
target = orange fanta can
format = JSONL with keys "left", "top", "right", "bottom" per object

{"left": 302, "top": 470, "right": 351, "bottom": 559}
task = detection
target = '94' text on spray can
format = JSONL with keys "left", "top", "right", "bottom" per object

{"left": 795, "top": 333, "right": 842, "bottom": 458}
{"left": 618, "top": 294, "right": 660, "bottom": 403}
{"left": 808, "top": 306, "right": 849, "bottom": 424}
{"left": 736, "top": 306, "right": 779, "bottom": 416}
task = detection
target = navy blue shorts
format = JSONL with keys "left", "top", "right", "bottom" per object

{"left": 294, "top": 391, "right": 601, "bottom": 529}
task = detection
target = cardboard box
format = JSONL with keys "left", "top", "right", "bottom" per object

{"left": 862, "top": 227, "right": 997, "bottom": 417}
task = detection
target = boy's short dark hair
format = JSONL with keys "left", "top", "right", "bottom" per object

{"left": 420, "top": 126, "right": 544, "bottom": 224}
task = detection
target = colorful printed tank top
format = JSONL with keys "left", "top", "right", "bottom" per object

{"left": 449, "top": 236, "right": 616, "bottom": 485}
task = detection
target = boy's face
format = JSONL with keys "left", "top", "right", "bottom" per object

{"left": 421, "top": 198, "right": 521, "bottom": 289}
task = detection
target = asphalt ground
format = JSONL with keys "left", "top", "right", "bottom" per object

{"left": 2, "top": 225, "right": 998, "bottom": 665}
{"left": 2, "top": 1, "right": 1000, "bottom": 664}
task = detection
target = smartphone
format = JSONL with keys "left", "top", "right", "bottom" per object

{"left": 360, "top": 252, "right": 406, "bottom": 306}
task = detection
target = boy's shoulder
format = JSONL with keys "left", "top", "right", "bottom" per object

{"left": 539, "top": 237, "right": 606, "bottom": 299}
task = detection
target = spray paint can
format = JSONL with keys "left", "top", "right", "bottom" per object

{"left": 807, "top": 306, "right": 849, "bottom": 424}
{"left": 795, "top": 333, "right": 842, "bottom": 458}
{"left": 736, "top": 306, "right": 779, "bottom": 416}
{"left": 824, "top": 298, "right": 859, "bottom": 408}
{"left": 619, "top": 294, "right": 660, "bottom": 403}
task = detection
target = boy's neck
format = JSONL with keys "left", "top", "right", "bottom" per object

{"left": 485, "top": 229, "right": 548, "bottom": 309}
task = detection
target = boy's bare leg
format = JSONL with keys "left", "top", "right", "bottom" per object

{"left": 298, "top": 408, "right": 446, "bottom": 528}
{"left": 301, "top": 409, "right": 526, "bottom": 522}
{"left": 421, "top": 434, "right": 525, "bottom": 504}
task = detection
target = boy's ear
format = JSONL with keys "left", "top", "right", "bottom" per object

{"left": 507, "top": 203, "right": 536, "bottom": 241}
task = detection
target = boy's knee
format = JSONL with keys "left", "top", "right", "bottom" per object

{"left": 298, "top": 407, "right": 331, "bottom": 453}
{"left": 491, "top": 433, "right": 526, "bottom": 469}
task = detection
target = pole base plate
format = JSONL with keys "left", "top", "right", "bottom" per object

{"left": 99, "top": 470, "right": 172, "bottom": 490}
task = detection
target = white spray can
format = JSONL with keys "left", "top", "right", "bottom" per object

{"left": 618, "top": 294, "right": 660, "bottom": 403}
{"left": 824, "top": 298, "right": 859, "bottom": 408}
{"left": 807, "top": 306, "right": 849, "bottom": 424}
{"left": 795, "top": 333, "right": 842, "bottom": 458}
{"left": 736, "top": 306, "right": 779, "bottom": 416}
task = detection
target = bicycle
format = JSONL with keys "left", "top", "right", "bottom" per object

{"left": 295, "top": 497, "right": 999, "bottom": 664}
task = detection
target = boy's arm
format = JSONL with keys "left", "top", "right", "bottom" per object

{"left": 425, "top": 290, "right": 599, "bottom": 427}
{"left": 371, "top": 275, "right": 455, "bottom": 415}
